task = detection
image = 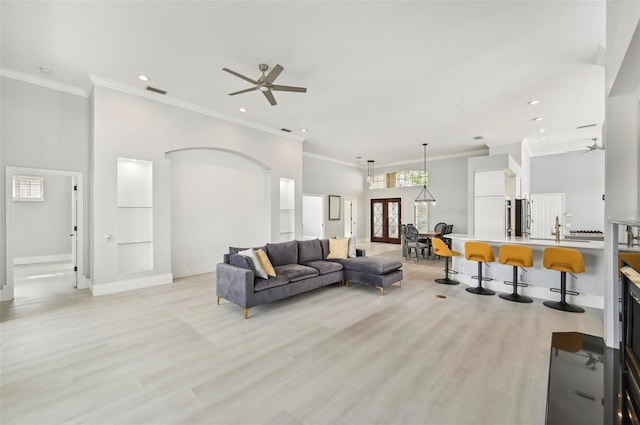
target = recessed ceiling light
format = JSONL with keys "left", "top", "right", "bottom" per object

{"left": 239, "top": 107, "right": 247, "bottom": 113}
{"left": 532, "top": 117, "right": 543, "bottom": 121}
{"left": 137, "top": 74, "right": 150, "bottom": 81}
{"left": 538, "top": 129, "right": 545, "bottom": 133}
{"left": 39, "top": 67, "right": 53, "bottom": 75}
{"left": 301, "top": 128, "right": 308, "bottom": 133}
{"left": 528, "top": 100, "right": 539, "bottom": 105}
{"left": 541, "top": 136, "right": 548, "bottom": 140}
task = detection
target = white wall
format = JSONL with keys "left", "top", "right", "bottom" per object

{"left": 1, "top": 78, "right": 89, "bottom": 293}
{"left": 13, "top": 174, "right": 72, "bottom": 259}
{"left": 168, "top": 149, "right": 269, "bottom": 278}
{"left": 302, "top": 154, "right": 365, "bottom": 240}
{"left": 364, "top": 155, "right": 469, "bottom": 239}
{"left": 530, "top": 151, "right": 606, "bottom": 231}
{"left": 91, "top": 84, "right": 302, "bottom": 287}
{"left": 302, "top": 195, "right": 323, "bottom": 239}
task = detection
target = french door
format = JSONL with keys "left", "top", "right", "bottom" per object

{"left": 371, "top": 198, "right": 401, "bottom": 244}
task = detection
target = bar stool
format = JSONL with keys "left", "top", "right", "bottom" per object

{"left": 465, "top": 241, "right": 495, "bottom": 295}
{"left": 432, "top": 237, "right": 460, "bottom": 285}
{"left": 542, "top": 247, "right": 585, "bottom": 313}
{"left": 498, "top": 244, "right": 533, "bottom": 303}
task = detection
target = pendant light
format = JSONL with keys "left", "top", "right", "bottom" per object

{"left": 367, "top": 159, "right": 375, "bottom": 184}
{"left": 415, "top": 143, "right": 436, "bottom": 204}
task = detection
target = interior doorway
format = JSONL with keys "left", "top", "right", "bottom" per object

{"left": 530, "top": 193, "right": 565, "bottom": 239}
{"left": 302, "top": 195, "right": 324, "bottom": 240}
{"left": 4, "top": 167, "right": 85, "bottom": 301}
{"left": 371, "top": 198, "right": 402, "bottom": 244}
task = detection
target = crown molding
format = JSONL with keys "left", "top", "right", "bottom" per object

{"left": 1, "top": 68, "right": 88, "bottom": 97}
{"left": 379, "top": 147, "right": 490, "bottom": 169}
{"left": 302, "top": 152, "right": 361, "bottom": 168}
{"left": 88, "top": 74, "right": 306, "bottom": 143}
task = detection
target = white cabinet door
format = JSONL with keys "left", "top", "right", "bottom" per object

{"left": 474, "top": 196, "right": 507, "bottom": 238}
{"left": 474, "top": 170, "right": 507, "bottom": 197}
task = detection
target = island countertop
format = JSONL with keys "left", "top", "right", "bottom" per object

{"left": 447, "top": 233, "right": 604, "bottom": 250}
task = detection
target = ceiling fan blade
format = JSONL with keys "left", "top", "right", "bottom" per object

{"left": 271, "top": 84, "right": 307, "bottom": 93}
{"left": 263, "top": 64, "right": 284, "bottom": 84}
{"left": 228, "top": 87, "right": 258, "bottom": 96}
{"left": 263, "top": 90, "right": 277, "bottom": 106}
{"left": 222, "top": 68, "right": 257, "bottom": 85}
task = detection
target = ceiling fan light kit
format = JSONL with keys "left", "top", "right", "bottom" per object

{"left": 222, "top": 63, "right": 307, "bottom": 106}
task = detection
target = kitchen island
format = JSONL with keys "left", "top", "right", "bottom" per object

{"left": 449, "top": 234, "right": 606, "bottom": 309}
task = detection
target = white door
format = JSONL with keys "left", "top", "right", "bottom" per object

{"left": 302, "top": 195, "right": 324, "bottom": 240}
{"left": 344, "top": 197, "right": 356, "bottom": 238}
{"left": 530, "top": 193, "right": 565, "bottom": 239}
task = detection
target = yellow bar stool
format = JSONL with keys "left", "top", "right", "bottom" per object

{"left": 498, "top": 244, "right": 534, "bottom": 304}
{"left": 542, "top": 247, "right": 585, "bottom": 313}
{"left": 464, "top": 241, "right": 495, "bottom": 296}
{"left": 432, "top": 237, "right": 461, "bottom": 285}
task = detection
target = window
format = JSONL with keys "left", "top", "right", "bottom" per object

{"left": 370, "top": 170, "right": 428, "bottom": 189}
{"left": 12, "top": 175, "right": 44, "bottom": 201}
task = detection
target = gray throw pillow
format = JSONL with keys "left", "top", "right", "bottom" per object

{"left": 229, "top": 253, "right": 254, "bottom": 271}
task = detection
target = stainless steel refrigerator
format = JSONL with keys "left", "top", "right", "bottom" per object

{"left": 514, "top": 198, "right": 531, "bottom": 237}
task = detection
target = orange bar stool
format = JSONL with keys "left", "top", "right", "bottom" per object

{"left": 498, "top": 244, "right": 534, "bottom": 304}
{"left": 432, "top": 237, "right": 461, "bottom": 285}
{"left": 464, "top": 241, "right": 495, "bottom": 296}
{"left": 542, "top": 247, "right": 585, "bottom": 313}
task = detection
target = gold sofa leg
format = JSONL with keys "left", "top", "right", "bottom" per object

{"left": 244, "top": 308, "right": 251, "bottom": 319}
{"left": 217, "top": 296, "right": 222, "bottom": 305}
{"left": 377, "top": 286, "right": 385, "bottom": 296}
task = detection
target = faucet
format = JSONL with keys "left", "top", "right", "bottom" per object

{"left": 552, "top": 216, "right": 561, "bottom": 242}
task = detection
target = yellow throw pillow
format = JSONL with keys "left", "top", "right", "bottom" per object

{"left": 327, "top": 238, "right": 349, "bottom": 259}
{"left": 255, "top": 249, "right": 276, "bottom": 277}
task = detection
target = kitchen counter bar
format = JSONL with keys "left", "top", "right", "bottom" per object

{"left": 448, "top": 234, "right": 605, "bottom": 309}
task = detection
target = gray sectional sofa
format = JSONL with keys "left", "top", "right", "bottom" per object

{"left": 216, "top": 238, "right": 403, "bottom": 318}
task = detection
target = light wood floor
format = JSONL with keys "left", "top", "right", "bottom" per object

{"left": 0, "top": 245, "right": 603, "bottom": 425}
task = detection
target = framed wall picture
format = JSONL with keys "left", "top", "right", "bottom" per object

{"left": 328, "top": 195, "right": 341, "bottom": 220}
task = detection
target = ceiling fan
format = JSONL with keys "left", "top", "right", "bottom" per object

{"left": 222, "top": 63, "right": 307, "bottom": 106}
{"left": 582, "top": 137, "right": 604, "bottom": 153}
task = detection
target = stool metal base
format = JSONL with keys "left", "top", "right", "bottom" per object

{"left": 543, "top": 300, "right": 585, "bottom": 313}
{"left": 499, "top": 293, "right": 533, "bottom": 303}
{"left": 435, "top": 277, "right": 460, "bottom": 285}
{"left": 466, "top": 286, "right": 495, "bottom": 296}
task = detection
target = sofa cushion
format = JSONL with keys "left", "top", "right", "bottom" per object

{"left": 303, "top": 260, "right": 344, "bottom": 275}
{"left": 320, "top": 239, "right": 330, "bottom": 259}
{"left": 333, "top": 257, "right": 402, "bottom": 275}
{"left": 238, "top": 248, "right": 269, "bottom": 279}
{"left": 327, "top": 238, "right": 349, "bottom": 259}
{"left": 229, "top": 253, "right": 255, "bottom": 271}
{"left": 266, "top": 240, "right": 298, "bottom": 267}
{"left": 255, "top": 248, "right": 276, "bottom": 277}
{"left": 254, "top": 275, "right": 290, "bottom": 292}
{"left": 297, "top": 239, "right": 323, "bottom": 264}
{"left": 274, "top": 264, "right": 319, "bottom": 282}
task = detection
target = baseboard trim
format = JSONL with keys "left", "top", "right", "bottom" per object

{"left": 91, "top": 273, "right": 173, "bottom": 296}
{"left": 14, "top": 254, "right": 73, "bottom": 265}
{"left": 455, "top": 273, "right": 604, "bottom": 310}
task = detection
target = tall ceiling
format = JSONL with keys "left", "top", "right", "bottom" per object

{"left": 1, "top": 1, "right": 605, "bottom": 165}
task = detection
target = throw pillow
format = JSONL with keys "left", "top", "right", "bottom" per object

{"left": 347, "top": 236, "right": 356, "bottom": 258}
{"left": 255, "top": 248, "right": 276, "bottom": 277}
{"left": 238, "top": 248, "right": 268, "bottom": 279}
{"left": 327, "top": 238, "right": 349, "bottom": 259}
{"left": 229, "top": 253, "right": 255, "bottom": 271}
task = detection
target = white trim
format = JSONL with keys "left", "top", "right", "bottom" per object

{"left": 5, "top": 166, "right": 87, "bottom": 300}
{"left": 1, "top": 68, "right": 88, "bottom": 97}
{"left": 454, "top": 273, "right": 604, "bottom": 310}
{"left": 14, "top": 254, "right": 72, "bottom": 266}
{"left": 91, "top": 273, "right": 173, "bottom": 296}
{"left": 303, "top": 152, "right": 362, "bottom": 168}
{"left": 380, "top": 148, "right": 490, "bottom": 169}
{"left": 88, "top": 74, "right": 306, "bottom": 143}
